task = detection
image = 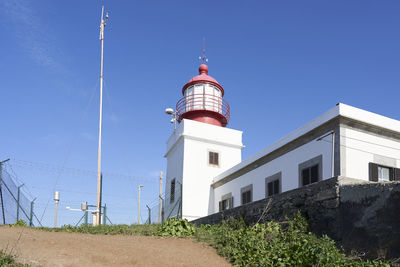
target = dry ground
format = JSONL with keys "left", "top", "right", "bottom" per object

{"left": 0, "top": 226, "right": 231, "bottom": 267}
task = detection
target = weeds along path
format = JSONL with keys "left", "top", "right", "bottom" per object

{"left": 0, "top": 226, "right": 231, "bottom": 267}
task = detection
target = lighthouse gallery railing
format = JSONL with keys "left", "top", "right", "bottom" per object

{"left": 176, "top": 93, "right": 230, "bottom": 123}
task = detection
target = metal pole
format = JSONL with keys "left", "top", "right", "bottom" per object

{"left": 146, "top": 205, "right": 151, "bottom": 224}
{"left": 0, "top": 178, "right": 4, "bottom": 224}
{"left": 54, "top": 200, "right": 59, "bottom": 228}
{"left": 174, "top": 111, "right": 177, "bottom": 129}
{"left": 158, "top": 171, "right": 162, "bottom": 224}
{"left": 332, "top": 131, "right": 335, "bottom": 177}
{"left": 54, "top": 191, "right": 60, "bottom": 228}
{"left": 96, "top": 6, "right": 108, "bottom": 226}
{"left": 103, "top": 204, "right": 107, "bottom": 225}
{"left": 29, "top": 198, "right": 36, "bottom": 226}
{"left": 0, "top": 161, "right": 7, "bottom": 225}
{"left": 316, "top": 132, "right": 335, "bottom": 178}
{"left": 179, "top": 182, "right": 183, "bottom": 219}
{"left": 16, "top": 184, "right": 24, "bottom": 221}
{"left": 84, "top": 211, "right": 88, "bottom": 225}
{"left": 138, "top": 185, "right": 143, "bottom": 224}
{"left": 99, "top": 172, "right": 103, "bottom": 225}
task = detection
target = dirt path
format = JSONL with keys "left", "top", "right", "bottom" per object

{"left": 0, "top": 226, "right": 231, "bottom": 267}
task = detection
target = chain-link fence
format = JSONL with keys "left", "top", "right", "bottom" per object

{"left": 0, "top": 165, "right": 41, "bottom": 226}
{"left": 145, "top": 181, "right": 182, "bottom": 224}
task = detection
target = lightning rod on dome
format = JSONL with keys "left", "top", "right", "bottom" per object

{"left": 200, "top": 37, "right": 208, "bottom": 64}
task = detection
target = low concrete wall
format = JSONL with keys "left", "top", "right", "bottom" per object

{"left": 193, "top": 177, "right": 400, "bottom": 259}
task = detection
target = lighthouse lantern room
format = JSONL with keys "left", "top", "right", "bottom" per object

{"left": 176, "top": 61, "right": 230, "bottom": 127}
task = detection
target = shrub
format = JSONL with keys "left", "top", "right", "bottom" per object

{"left": 12, "top": 220, "right": 27, "bottom": 227}
{"left": 158, "top": 218, "right": 196, "bottom": 237}
{"left": 195, "top": 213, "right": 390, "bottom": 267}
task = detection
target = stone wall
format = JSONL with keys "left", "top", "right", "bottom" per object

{"left": 193, "top": 177, "right": 400, "bottom": 259}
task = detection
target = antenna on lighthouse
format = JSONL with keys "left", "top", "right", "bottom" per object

{"left": 198, "top": 37, "right": 208, "bottom": 63}
{"left": 96, "top": 6, "right": 108, "bottom": 226}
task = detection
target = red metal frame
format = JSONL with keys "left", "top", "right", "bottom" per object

{"left": 176, "top": 93, "right": 230, "bottom": 126}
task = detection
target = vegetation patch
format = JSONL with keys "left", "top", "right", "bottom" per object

{"left": 157, "top": 218, "right": 196, "bottom": 237}
{"left": 0, "top": 250, "right": 30, "bottom": 267}
{"left": 38, "top": 223, "right": 159, "bottom": 236}
{"left": 194, "top": 213, "right": 390, "bottom": 266}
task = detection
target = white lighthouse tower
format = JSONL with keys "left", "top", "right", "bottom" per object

{"left": 164, "top": 59, "right": 244, "bottom": 221}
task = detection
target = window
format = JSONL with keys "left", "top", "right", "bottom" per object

{"left": 265, "top": 172, "right": 281, "bottom": 197}
{"left": 299, "top": 155, "right": 322, "bottom": 187}
{"left": 302, "top": 165, "right": 319, "bottom": 186}
{"left": 170, "top": 179, "right": 175, "bottom": 203}
{"left": 218, "top": 193, "right": 233, "bottom": 212}
{"left": 241, "top": 184, "right": 253, "bottom": 205}
{"left": 369, "top": 163, "right": 400, "bottom": 182}
{"left": 209, "top": 151, "right": 219, "bottom": 166}
{"left": 378, "top": 166, "right": 391, "bottom": 181}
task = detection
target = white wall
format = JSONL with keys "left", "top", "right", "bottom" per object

{"left": 164, "top": 135, "right": 184, "bottom": 219}
{"left": 341, "top": 127, "right": 400, "bottom": 180}
{"left": 165, "top": 119, "right": 243, "bottom": 220}
{"left": 213, "top": 132, "right": 333, "bottom": 214}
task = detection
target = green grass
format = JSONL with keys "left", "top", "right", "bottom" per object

{"left": 0, "top": 250, "right": 31, "bottom": 267}
{"left": 37, "top": 223, "right": 159, "bottom": 236}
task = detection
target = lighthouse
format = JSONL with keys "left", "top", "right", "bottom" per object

{"left": 164, "top": 60, "right": 244, "bottom": 221}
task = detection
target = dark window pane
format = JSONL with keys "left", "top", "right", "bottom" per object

{"left": 302, "top": 169, "right": 310, "bottom": 185}
{"left": 273, "top": 180, "right": 279, "bottom": 194}
{"left": 170, "top": 180, "right": 175, "bottom": 203}
{"left": 268, "top": 182, "right": 273, "bottom": 196}
{"left": 311, "top": 165, "right": 319, "bottom": 183}
{"left": 242, "top": 190, "right": 252, "bottom": 204}
{"left": 389, "top": 168, "right": 394, "bottom": 181}
{"left": 209, "top": 152, "right": 219, "bottom": 165}
{"left": 222, "top": 199, "right": 227, "bottom": 211}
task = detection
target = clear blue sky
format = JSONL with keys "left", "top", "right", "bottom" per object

{"left": 1, "top": 0, "right": 400, "bottom": 226}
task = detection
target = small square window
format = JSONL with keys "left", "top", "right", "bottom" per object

{"left": 301, "top": 164, "right": 319, "bottom": 186}
{"left": 266, "top": 172, "right": 281, "bottom": 197}
{"left": 219, "top": 193, "right": 233, "bottom": 212}
{"left": 209, "top": 151, "right": 219, "bottom": 166}
{"left": 240, "top": 184, "right": 253, "bottom": 205}
{"left": 299, "top": 155, "right": 322, "bottom": 187}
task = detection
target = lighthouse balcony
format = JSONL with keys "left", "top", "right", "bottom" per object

{"left": 176, "top": 94, "right": 230, "bottom": 126}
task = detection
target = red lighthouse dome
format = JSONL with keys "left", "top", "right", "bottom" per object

{"left": 176, "top": 64, "right": 230, "bottom": 127}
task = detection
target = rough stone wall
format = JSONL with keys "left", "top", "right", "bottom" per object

{"left": 338, "top": 180, "right": 400, "bottom": 259}
{"left": 193, "top": 177, "right": 400, "bottom": 259}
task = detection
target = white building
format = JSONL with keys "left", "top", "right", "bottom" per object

{"left": 164, "top": 63, "right": 400, "bottom": 220}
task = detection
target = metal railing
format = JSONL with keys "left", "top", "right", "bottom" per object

{"left": 176, "top": 93, "right": 230, "bottom": 124}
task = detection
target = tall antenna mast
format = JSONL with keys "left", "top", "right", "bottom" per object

{"left": 96, "top": 6, "right": 108, "bottom": 226}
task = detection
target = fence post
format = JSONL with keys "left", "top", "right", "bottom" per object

{"left": 29, "top": 198, "right": 36, "bottom": 226}
{"left": 146, "top": 205, "right": 151, "bottom": 224}
{"left": 84, "top": 211, "right": 88, "bottom": 225}
{"left": 103, "top": 204, "right": 107, "bottom": 225}
{"left": 16, "top": 184, "right": 24, "bottom": 222}
{"left": 0, "top": 171, "right": 5, "bottom": 225}
{"left": 0, "top": 159, "right": 9, "bottom": 225}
